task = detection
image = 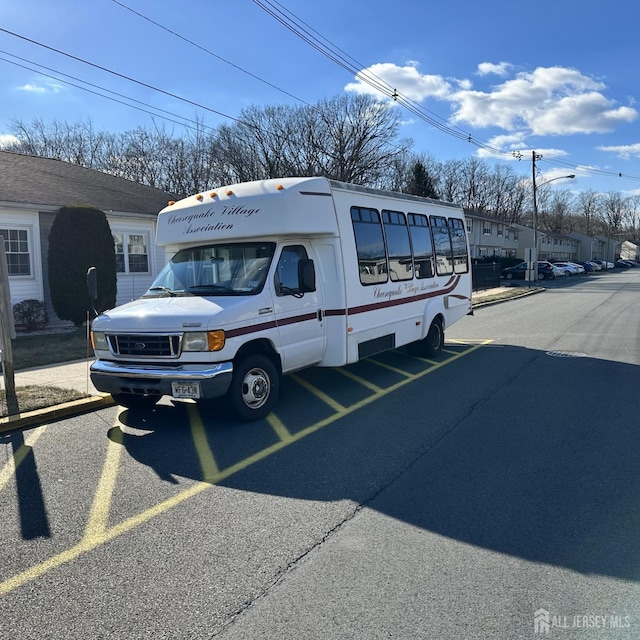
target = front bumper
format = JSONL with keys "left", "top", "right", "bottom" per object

{"left": 90, "top": 359, "right": 233, "bottom": 399}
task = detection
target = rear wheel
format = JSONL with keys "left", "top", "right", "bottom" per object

{"left": 414, "top": 317, "right": 444, "bottom": 358}
{"left": 111, "top": 393, "right": 159, "bottom": 410}
{"left": 228, "top": 354, "right": 280, "bottom": 422}
{"left": 505, "top": 272, "right": 513, "bottom": 280}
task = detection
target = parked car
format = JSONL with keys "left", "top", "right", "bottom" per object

{"left": 594, "top": 260, "right": 614, "bottom": 269}
{"left": 587, "top": 261, "right": 602, "bottom": 271}
{"left": 614, "top": 259, "right": 633, "bottom": 268}
{"left": 553, "top": 262, "right": 582, "bottom": 276}
{"left": 501, "top": 261, "right": 555, "bottom": 280}
{"left": 576, "top": 261, "right": 594, "bottom": 272}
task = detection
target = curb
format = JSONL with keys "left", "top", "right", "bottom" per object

{"left": 0, "top": 394, "right": 115, "bottom": 434}
{"left": 0, "top": 287, "right": 544, "bottom": 434}
{"left": 472, "top": 287, "right": 544, "bottom": 308}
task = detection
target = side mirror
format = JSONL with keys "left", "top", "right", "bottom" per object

{"left": 86, "top": 267, "right": 98, "bottom": 315}
{"left": 298, "top": 258, "right": 316, "bottom": 293}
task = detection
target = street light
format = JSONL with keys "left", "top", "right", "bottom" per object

{"left": 532, "top": 171, "right": 575, "bottom": 261}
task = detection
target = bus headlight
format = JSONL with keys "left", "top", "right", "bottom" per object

{"left": 91, "top": 331, "right": 108, "bottom": 350}
{"left": 182, "top": 330, "right": 225, "bottom": 352}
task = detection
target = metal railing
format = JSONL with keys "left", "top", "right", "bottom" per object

{"left": 472, "top": 262, "right": 501, "bottom": 291}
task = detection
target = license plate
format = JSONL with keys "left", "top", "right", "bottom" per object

{"left": 171, "top": 381, "right": 201, "bottom": 399}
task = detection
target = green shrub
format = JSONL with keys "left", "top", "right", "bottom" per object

{"left": 13, "top": 299, "right": 48, "bottom": 331}
{"left": 48, "top": 206, "right": 117, "bottom": 326}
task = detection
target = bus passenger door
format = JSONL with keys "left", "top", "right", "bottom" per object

{"left": 272, "top": 244, "right": 326, "bottom": 371}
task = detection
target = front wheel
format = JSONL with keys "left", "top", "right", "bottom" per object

{"left": 228, "top": 355, "right": 280, "bottom": 422}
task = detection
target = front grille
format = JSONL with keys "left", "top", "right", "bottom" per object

{"left": 107, "top": 333, "right": 182, "bottom": 357}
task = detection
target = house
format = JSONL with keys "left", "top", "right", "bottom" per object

{"left": 463, "top": 211, "right": 519, "bottom": 259}
{"left": 0, "top": 151, "right": 174, "bottom": 322}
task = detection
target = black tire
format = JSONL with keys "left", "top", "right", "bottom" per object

{"left": 421, "top": 318, "right": 444, "bottom": 358}
{"left": 111, "top": 392, "right": 159, "bottom": 410}
{"left": 228, "top": 354, "right": 280, "bottom": 422}
{"left": 505, "top": 272, "right": 513, "bottom": 280}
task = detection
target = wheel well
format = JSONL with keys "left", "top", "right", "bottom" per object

{"left": 431, "top": 313, "right": 445, "bottom": 332}
{"left": 235, "top": 339, "right": 282, "bottom": 373}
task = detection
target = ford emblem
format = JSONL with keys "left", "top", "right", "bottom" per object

{"left": 134, "top": 342, "right": 146, "bottom": 350}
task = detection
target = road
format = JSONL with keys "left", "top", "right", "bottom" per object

{"left": 1, "top": 268, "right": 639, "bottom": 639}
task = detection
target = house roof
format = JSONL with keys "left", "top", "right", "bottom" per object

{"left": 0, "top": 151, "right": 173, "bottom": 215}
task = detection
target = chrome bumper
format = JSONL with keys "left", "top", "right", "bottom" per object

{"left": 90, "top": 359, "right": 233, "bottom": 399}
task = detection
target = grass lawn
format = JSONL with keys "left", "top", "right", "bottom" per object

{"left": 0, "top": 328, "right": 92, "bottom": 417}
{"left": 11, "top": 327, "right": 92, "bottom": 371}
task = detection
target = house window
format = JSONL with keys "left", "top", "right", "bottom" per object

{"left": 114, "top": 232, "right": 149, "bottom": 273}
{"left": 0, "top": 228, "right": 31, "bottom": 276}
{"left": 482, "top": 222, "right": 492, "bottom": 235}
{"left": 497, "top": 225, "right": 504, "bottom": 237}
{"left": 465, "top": 218, "right": 472, "bottom": 233}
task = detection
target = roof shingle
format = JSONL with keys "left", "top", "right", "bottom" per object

{"left": 0, "top": 151, "right": 173, "bottom": 215}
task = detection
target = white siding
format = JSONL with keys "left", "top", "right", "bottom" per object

{"left": 108, "top": 215, "right": 166, "bottom": 305}
{"left": 0, "top": 206, "right": 44, "bottom": 306}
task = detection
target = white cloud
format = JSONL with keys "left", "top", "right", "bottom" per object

{"left": 0, "top": 134, "right": 19, "bottom": 148}
{"left": 477, "top": 62, "right": 511, "bottom": 77}
{"left": 344, "top": 62, "right": 453, "bottom": 101}
{"left": 345, "top": 62, "right": 638, "bottom": 143}
{"left": 17, "top": 80, "right": 63, "bottom": 94}
{"left": 597, "top": 142, "right": 640, "bottom": 160}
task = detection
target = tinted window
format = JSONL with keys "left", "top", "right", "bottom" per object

{"left": 448, "top": 218, "right": 469, "bottom": 274}
{"left": 382, "top": 210, "right": 412, "bottom": 282}
{"left": 351, "top": 206, "right": 387, "bottom": 285}
{"left": 430, "top": 216, "right": 454, "bottom": 276}
{"left": 408, "top": 213, "right": 434, "bottom": 279}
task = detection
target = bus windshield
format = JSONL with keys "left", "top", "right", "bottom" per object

{"left": 143, "top": 242, "right": 276, "bottom": 297}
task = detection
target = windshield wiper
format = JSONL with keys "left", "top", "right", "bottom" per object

{"left": 145, "top": 286, "right": 177, "bottom": 297}
{"left": 188, "top": 284, "right": 237, "bottom": 294}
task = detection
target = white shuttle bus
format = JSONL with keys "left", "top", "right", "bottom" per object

{"left": 90, "top": 177, "right": 472, "bottom": 421}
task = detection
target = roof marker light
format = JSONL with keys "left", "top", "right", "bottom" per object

{"left": 276, "top": 184, "right": 284, "bottom": 190}
{"left": 168, "top": 200, "right": 176, "bottom": 206}
{"left": 210, "top": 191, "right": 217, "bottom": 198}
{"left": 196, "top": 194, "right": 203, "bottom": 201}
{"left": 226, "top": 189, "right": 234, "bottom": 196}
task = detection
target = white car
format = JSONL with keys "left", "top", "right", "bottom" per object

{"left": 551, "top": 264, "right": 567, "bottom": 277}
{"left": 553, "top": 262, "right": 581, "bottom": 275}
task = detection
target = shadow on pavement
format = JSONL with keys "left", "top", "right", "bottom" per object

{"left": 111, "top": 343, "right": 640, "bottom": 583}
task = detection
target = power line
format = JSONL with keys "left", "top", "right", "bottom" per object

{"left": 0, "top": 50, "right": 217, "bottom": 134}
{"left": 111, "top": 0, "right": 312, "bottom": 107}
{"left": 252, "top": 0, "right": 640, "bottom": 184}
{"left": 0, "top": 26, "right": 251, "bottom": 128}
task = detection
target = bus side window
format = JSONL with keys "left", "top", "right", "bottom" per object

{"left": 275, "top": 245, "right": 308, "bottom": 296}
{"left": 408, "top": 213, "right": 435, "bottom": 279}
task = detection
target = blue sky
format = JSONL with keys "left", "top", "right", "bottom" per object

{"left": 1, "top": 0, "right": 639, "bottom": 196}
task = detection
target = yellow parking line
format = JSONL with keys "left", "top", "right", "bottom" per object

{"left": 368, "top": 359, "right": 413, "bottom": 377}
{"left": 267, "top": 413, "right": 292, "bottom": 442}
{"left": 83, "top": 427, "right": 124, "bottom": 541}
{"left": 0, "top": 339, "right": 490, "bottom": 596}
{"left": 0, "top": 425, "right": 48, "bottom": 493}
{"left": 187, "top": 404, "right": 219, "bottom": 482}
{"left": 290, "top": 374, "right": 346, "bottom": 412}
{"left": 335, "top": 368, "right": 383, "bottom": 393}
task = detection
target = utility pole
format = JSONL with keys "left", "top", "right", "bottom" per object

{"left": 527, "top": 150, "right": 543, "bottom": 284}
{"left": 0, "top": 243, "right": 17, "bottom": 415}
